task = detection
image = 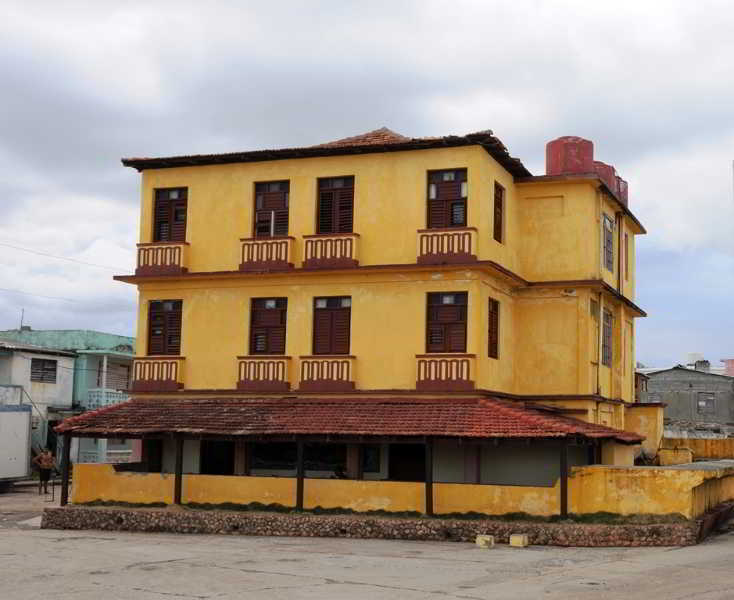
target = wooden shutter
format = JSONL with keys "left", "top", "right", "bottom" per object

{"left": 255, "top": 182, "right": 289, "bottom": 238}
{"left": 165, "top": 301, "right": 182, "bottom": 355}
{"left": 426, "top": 292, "right": 467, "bottom": 353}
{"left": 317, "top": 190, "right": 335, "bottom": 234}
{"left": 493, "top": 183, "right": 504, "bottom": 243}
{"left": 488, "top": 298, "right": 499, "bottom": 358}
{"left": 30, "top": 359, "right": 57, "bottom": 383}
{"left": 336, "top": 188, "right": 354, "bottom": 233}
{"left": 602, "top": 309, "right": 613, "bottom": 367}
{"left": 154, "top": 188, "right": 187, "bottom": 242}
{"left": 603, "top": 215, "right": 614, "bottom": 272}
{"left": 313, "top": 297, "right": 351, "bottom": 354}
{"left": 427, "top": 170, "right": 467, "bottom": 229}
{"left": 148, "top": 300, "right": 182, "bottom": 355}
{"left": 318, "top": 177, "right": 354, "bottom": 234}
{"left": 153, "top": 195, "right": 171, "bottom": 242}
{"left": 249, "top": 298, "right": 287, "bottom": 354}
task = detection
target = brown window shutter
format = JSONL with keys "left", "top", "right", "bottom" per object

{"left": 317, "top": 190, "right": 335, "bottom": 234}
{"left": 165, "top": 302, "right": 183, "bottom": 355}
{"left": 426, "top": 292, "right": 468, "bottom": 353}
{"left": 153, "top": 196, "right": 171, "bottom": 242}
{"left": 336, "top": 188, "right": 354, "bottom": 233}
{"left": 147, "top": 300, "right": 182, "bottom": 355}
{"left": 249, "top": 298, "right": 287, "bottom": 354}
{"left": 493, "top": 183, "right": 504, "bottom": 243}
{"left": 254, "top": 183, "right": 289, "bottom": 237}
{"left": 427, "top": 200, "right": 448, "bottom": 229}
{"left": 313, "top": 297, "right": 351, "bottom": 354}
{"left": 602, "top": 309, "right": 613, "bottom": 367}
{"left": 427, "top": 170, "right": 467, "bottom": 229}
{"left": 331, "top": 308, "right": 351, "bottom": 354}
{"left": 154, "top": 188, "right": 187, "bottom": 242}
{"left": 313, "top": 310, "right": 333, "bottom": 354}
{"left": 488, "top": 298, "right": 499, "bottom": 358}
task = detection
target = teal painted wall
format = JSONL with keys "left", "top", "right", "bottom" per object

{"left": 0, "top": 329, "right": 134, "bottom": 353}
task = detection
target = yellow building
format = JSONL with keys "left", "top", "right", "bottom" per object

{"left": 57, "top": 128, "right": 662, "bottom": 517}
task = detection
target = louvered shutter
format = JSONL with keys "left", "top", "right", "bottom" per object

{"left": 426, "top": 292, "right": 467, "bottom": 353}
{"left": 336, "top": 188, "right": 354, "bottom": 233}
{"left": 170, "top": 195, "right": 187, "bottom": 242}
{"left": 331, "top": 308, "right": 351, "bottom": 354}
{"left": 427, "top": 200, "right": 448, "bottom": 229}
{"left": 427, "top": 170, "right": 467, "bottom": 229}
{"left": 313, "top": 310, "right": 333, "bottom": 354}
{"left": 166, "top": 302, "right": 182, "bottom": 355}
{"left": 493, "top": 183, "right": 504, "bottom": 243}
{"left": 154, "top": 189, "right": 187, "bottom": 242}
{"left": 154, "top": 196, "right": 171, "bottom": 241}
{"left": 447, "top": 323, "right": 466, "bottom": 353}
{"left": 318, "top": 190, "right": 335, "bottom": 234}
{"left": 148, "top": 303, "right": 165, "bottom": 354}
{"left": 255, "top": 187, "right": 289, "bottom": 238}
{"left": 488, "top": 298, "right": 499, "bottom": 358}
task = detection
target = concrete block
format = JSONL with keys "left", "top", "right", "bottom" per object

{"left": 509, "top": 534, "right": 529, "bottom": 547}
{"left": 475, "top": 535, "right": 495, "bottom": 548}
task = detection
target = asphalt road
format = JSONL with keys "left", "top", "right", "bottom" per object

{"left": 2, "top": 487, "right": 734, "bottom": 599}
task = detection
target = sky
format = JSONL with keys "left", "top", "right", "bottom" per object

{"left": 1, "top": 0, "right": 732, "bottom": 367}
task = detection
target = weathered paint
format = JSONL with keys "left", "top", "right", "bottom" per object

{"left": 304, "top": 479, "right": 424, "bottom": 513}
{"left": 434, "top": 482, "right": 558, "bottom": 516}
{"left": 626, "top": 404, "right": 664, "bottom": 456}
{"left": 658, "top": 447, "right": 694, "bottom": 466}
{"left": 183, "top": 474, "right": 296, "bottom": 507}
{"left": 664, "top": 438, "right": 734, "bottom": 461}
{"left": 72, "top": 463, "right": 174, "bottom": 504}
{"left": 601, "top": 441, "right": 636, "bottom": 466}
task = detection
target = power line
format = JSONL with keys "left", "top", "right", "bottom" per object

{"left": 0, "top": 241, "right": 129, "bottom": 271}
{"left": 0, "top": 287, "right": 78, "bottom": 302}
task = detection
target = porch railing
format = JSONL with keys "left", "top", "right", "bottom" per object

{"left": 86, "top": 388, "right": 129, "bottom": 410}
{"left": 415, "top": 354, "right": 475, "bottom": 391}
{"left": 237, "top": 356, "right": 292, "bottom": 391}
{"left": 131, "top": 357, "right": 185, "bottom": 392}
{"left": 136, "top": 242, "right": 189, "bottom": 276}
{"left": 239, "top": 237, "right": 295, "bottom": 271}
{"left": 302, "top": 233, "right": 359, "bottom": 269}
{"left": 298, "top": 356, "right": 356, "bottom": 391}
{"left": 417, "top": 228, "right": 477, "bottom": 265}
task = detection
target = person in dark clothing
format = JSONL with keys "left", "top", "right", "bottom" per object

{"left": 33, "top": 449, "right": 56, "bottom": 494}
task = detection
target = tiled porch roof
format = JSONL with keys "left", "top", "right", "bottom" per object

{"left": 56, "top": 397, "right": 643, "bottom": 444}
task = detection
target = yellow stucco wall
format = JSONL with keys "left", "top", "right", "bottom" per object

{"left": 304, "top": 479, "right": 423, "bottom": 513}
{"left": 434, "top": 482, "right": 559, "bottom": 516}
{"left": 72, "top": 464, "right": 174, "bottom": 504}
{"left": 626, "top": 405, "right": 664, "bottom": 456}
{"left": 601, "top": 441, "right": 636, "bottom": 466}
{"left": 658, "top": 447, "right": 694, "bottom": 466}
{"left": 664, "top": 438, "right": 734, "bottom": 461}
{"left": 183, "top": 475, "right": 296, "bottom": 506}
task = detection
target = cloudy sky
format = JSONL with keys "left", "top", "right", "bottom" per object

{"left": 1, "top": 1, "right": 732, "bottom": 367}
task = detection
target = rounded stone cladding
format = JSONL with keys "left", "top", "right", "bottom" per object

{"left": 545, "top": 136, "right": 594, "bottom": 175}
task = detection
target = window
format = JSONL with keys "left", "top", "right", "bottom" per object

{"left": 153, "top": 188, "right": 187, "bottom": 242}
{"left": 30, "top": 359, "right": 57, "bottom": 383}
{"left": 426, "top": 292, "right": 468, "bottom": 353}
{"left": 602, "top": 309, "right": 613, "bottom": 367}
{"left": 488, "top": 297, "right": 500, "bottom": 359}
{"left": 317, "top": 177, "right": 354, "bottom": 234}
{"left": 697, "top": 393, "right": 715, "bottom": 415}
{"left": 251, "top": 442, "right": 297, "bottom": 470}
{"left": 603, "top": 214, "right": 614, "bottom": 272}
{"left": 493, "top": 182, "right": 504, "bottom": 243}
{"left": 254, "top": 181, "right": 289, "bottom": 237}
{"left": 624, "top": 233, "right": 629, "bottom": 281}
{"left": 427, "top": 169, "right": 467, "bottom": 229}
{"left": 249, "top": 298, "right": 287, "bottom": 354}
{"left": 312, "top": 296, "right": 351, "bottom": 355}
{"left": 147, "top": 300, "right": 183, "bottom": 355}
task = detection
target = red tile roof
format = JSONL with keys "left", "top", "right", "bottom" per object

{"left": 121, "top": 129, "right": 531, "bottom": 178}
{"left": 56, "top": 397, "right": 642, "bottom": 444}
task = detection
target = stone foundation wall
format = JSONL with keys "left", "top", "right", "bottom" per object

{"left": 42, "top": 507, "right": 701, "bottom": 547}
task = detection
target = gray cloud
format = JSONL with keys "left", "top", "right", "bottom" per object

{"left": 1, "top": 0, "right": 733, "bottom": 364}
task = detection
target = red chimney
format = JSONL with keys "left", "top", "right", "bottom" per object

{"left": 593, "top": 160, "right": 617, "bottom": 194}
{"left": 546, "top": 136, "right": 594, "bottom": 176}
{"left": 616, "top": 176, "right": 628, "bottom": 206}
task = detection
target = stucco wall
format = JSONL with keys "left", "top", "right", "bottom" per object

{"left": 625, "top": 404, "right": 664, "bottom": 457}
{"left": 647, "top": 369, "right": 734, "bottom": 424}
{"left": 664, "top": 438, "right": 734, "bottom": 461}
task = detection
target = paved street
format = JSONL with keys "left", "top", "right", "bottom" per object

{"left": 2, "top": 486, "right": 734, "bottom": 599}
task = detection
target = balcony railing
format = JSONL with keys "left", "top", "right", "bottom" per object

{"left": 237, "top": 356, "right": 291, "bottom": 391}
{"left": 416, "top": 354, "right": 475, "bottom": 391}
{"left": 303, "top": 233, "right": 359, "bottom": 269}
{"left": 86, "top": 388, "right": 130, "bottom": 410}
{"left": 417, "top": 228, "right": 477, "bottom": 265}
{"left": 298, "top": 355, "right": 356, "bottom": 391}
{"left": 136, "top": 242, "right": 189, "bottom": 276}
{"left": 131, "top": 357, "right": 185, "bottom": 392}
{"left": 239, "top": 237, "right": 295, "bottom": 272}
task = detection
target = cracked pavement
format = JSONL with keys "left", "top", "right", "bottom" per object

{"left": 3, "top": 487, "right": 734, "bottom": 599}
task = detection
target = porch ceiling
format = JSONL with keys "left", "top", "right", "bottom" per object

{"left": 55, "top": 396, "right": 643, "bottom": 445}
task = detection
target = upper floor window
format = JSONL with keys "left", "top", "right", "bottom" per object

{"left": 697, "top": 392, "right": 715, "bottom": 415}
{"left": 317, "top": 177, "right": 354, "bottom": 234}
{"left": 154, "top": 188, "right": 187, "bottom": 242}
{"left": 603, "top": 214, "right": 614, "bottom": 272}
{"left": 624, "top": 233, "right": 629, "bottom": 281}
{"left": 426, "top": 292, "right": 467, "bottom": 353}
{"left": 148, "top": 300, "right": 182, "bottom": 355}
{"left": 250, "top": 298, "right": 287, "bottom": 354}
{"left": 493, "top": 182, "right": 504, "bottom": 243}
{"left": 427, "top": 169, "right": 467, "bottom": 229}
{"left": 601, "top": 309, "right": 613, "bottom": 367}
{"left": 488, "top": 297, "right": 500, "bottom": 359}
{"left": 254, "top": 181, "right": 289, "bottom": 238}
{"left": 313, "top": 296, "right": 351, "bottom": 355}
{"left": 31, "top": 358, "right": 57, "bottom": 384}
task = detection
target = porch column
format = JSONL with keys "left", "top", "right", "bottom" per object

{"left": 346, "top": 444, "right": 363, "bottom": 479}
{"left": 296, "top": 441, "right": 305, "bottom": 511}
{"left": 101, "top": 354, "right": 108, "bottom": 392}
{"left": 174, "top": 436, "right": 184, "bottom": 505}
{"left": 234, "top": 440, "right": 248, "bottom": 475}
{"left": 425, "top": 437, "right": 434, "bottom": 516}
{"left": 559, "top": 440, "right": 568, "bottom": 518}
{"left": 60, "top": 433, "right": 71, "bottom": 506}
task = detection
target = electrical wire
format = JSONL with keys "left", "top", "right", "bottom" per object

{"left": 0, "top": 241, "right": 129, "bottom": 271}
{"left": 0, "top": 287, "right": 78, "bottom": 302}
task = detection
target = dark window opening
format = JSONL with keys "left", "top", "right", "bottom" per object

{"left": 317, "top": 176, "right": 354, "bottom": 234}
{"left": 624, "top": 233, "right": 629, "bottom": 281}
{"left": 31, "top": 358, "right": 57, "bottom": 384}
{"left": 388, "top": 444, "right": 425, "bottom": 482}
{"left": 144, "top": 439, "right": 163, "bottom": 473}
{"left": 426, "top": 292, "right": 467, "bottom": 353}
{"left": 249, "top": 298, "right": 287, "bottom": 354}
{"left": 305, "top": 443, "right": 346, "bottom": 475}
{"left": 254, "top": 181, "right": 289, "bottom": 237}
{"left": 153, "top": 188, "right": 187, "bottom": 242}
{"left": 200, "top": 440, "right": 235, "bottom": 475}
{"left": 147, "top": 300, "right": 183, "bottom": 355}
{"left": 602, "top": 309, "right": 613, "bottom": 367}
{"left": 603, "top": 215, "right": 614, "bottom": 272}
{"left": 427, "top": 169, "right": 467, "bottom": 229}
{"left": 362, "top": 444, "right": 381, "bottom": 473}
{"left": 493, "top": 182, "right": 504, "bottom": 243}
{"left": 488, "top": 297, "right": 500, "bottom": 359}
{"left": 251, "top": 442, "right": 297, "bottom": 471}
{"left": 313, "top": 296, "right": 351, "bottom": 355}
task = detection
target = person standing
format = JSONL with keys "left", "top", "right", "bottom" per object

{"left": 32, "top": 449, "right": 56, "bottom": 494}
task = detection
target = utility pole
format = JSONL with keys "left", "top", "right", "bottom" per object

{"left": 19, "top": 308, "right": 24, "bottom": 330}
